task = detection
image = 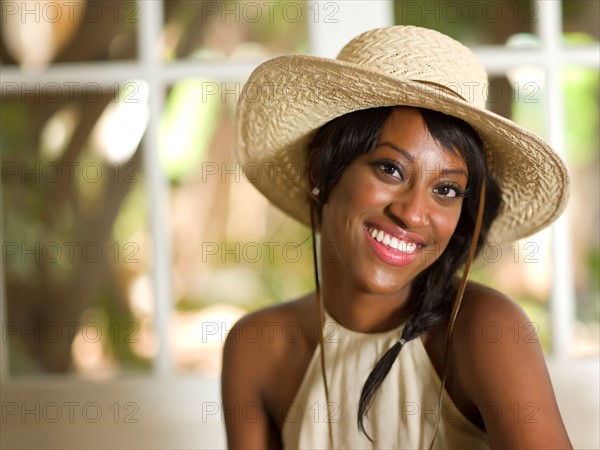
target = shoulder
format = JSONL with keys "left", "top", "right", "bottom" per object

{"left": 451, "top": 281, "right": 543, "bottom": 384}
{"left": 426, "top": 281, "right": 534, "bottom": 370}
{"left": 222, "top": 293, "right": 318, "bottom": 396}
{"left": 224, "top": 293, "right": 318, "bottom": 360}
{"left": 425, "top": 281, "right": 536, "bottom": 409}
{"left": 454, "top": 281, "right": 532, "bottom": 339}
{"left": 221, "top": 294, "right": 320, "bottom": 446}
{"left": 449, "top": 281, "right": 572, "bottom": 447}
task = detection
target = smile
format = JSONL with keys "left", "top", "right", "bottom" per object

{"left": 368, "top": 227, "right": 419, "bottom": 253}
{"left": 364, "top": 224, "right": 423, "bottom": 266}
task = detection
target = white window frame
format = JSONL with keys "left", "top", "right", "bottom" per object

{"left": 3, "top": 0, "right": 595, "bottom": 377}
{"left": 0, "top": 3, "right": 598, "bottom": 446}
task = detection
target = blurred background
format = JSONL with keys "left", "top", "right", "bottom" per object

{"left": 1, "top": 0, "right": 598, "bottom": 448}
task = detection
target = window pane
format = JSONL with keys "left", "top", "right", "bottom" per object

{"left": 563, "top": 0, "right": 600, "bottom": 42}
{"left": 471, "top": 67, "right": 600, "bottom": 357}
{"left": 469, "top": 72, "right": 553, "bottom": 352}
{"left": 2, "top": 82, "right": 153, "bottom": 377}
{"left": 160, "top": 79, "right": 314, "bottom": 375}
{"left": 0, "top": 0, "right": 138, "bottom": 67}
{"left": 561, "top": 66, "right": 600, "bottom": 356}
{"left": 162, "top": 0, "right": 308, "bottom": 61}
{"left": 393, "top": 0, "right": 538, "bottom": 45}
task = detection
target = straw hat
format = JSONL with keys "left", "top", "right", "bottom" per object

{"left": 235, "top": 26, "right": 570, "bottom": 244}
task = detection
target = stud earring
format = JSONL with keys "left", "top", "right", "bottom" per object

{"left": 311, "top": 187, "right": 320, "bottom": 197}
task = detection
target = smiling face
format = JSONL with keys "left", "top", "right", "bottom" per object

{"left": 319, "top": 107, "right": 468, "bottom": 299}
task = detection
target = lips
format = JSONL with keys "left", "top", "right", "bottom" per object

{"left": 364, "top": 223, "right": 424, "bottom": 266}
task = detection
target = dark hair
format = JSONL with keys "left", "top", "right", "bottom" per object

{"left": 306, "top": 106, "right": 502, "bottom": 439}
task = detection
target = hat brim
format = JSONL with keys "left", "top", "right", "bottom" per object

{"left": 236, "top": 55, "right": 570, "bottom": 244}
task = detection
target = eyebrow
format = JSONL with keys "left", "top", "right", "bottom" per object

{"left": 440, "top": 167, "right": 468, "bottom": 177}
{"left": 375, "top": 141, "right": 468, "bottom": 178}
{"left": 376, "top": 141, "right": 414, "bottom": 162}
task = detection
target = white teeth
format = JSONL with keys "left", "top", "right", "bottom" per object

{"left": 368, "top": 227, "right": 419, "bottom": 253}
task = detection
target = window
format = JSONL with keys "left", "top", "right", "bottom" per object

{"left": 1, "top": 1, "right": 598, "bottom": 448}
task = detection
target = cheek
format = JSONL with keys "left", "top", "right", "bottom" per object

{"left": 326, "top": 174, "right": 383, "bottom": 219}
{"left": 431, "top": 203, "right": 463, "bottom": 243}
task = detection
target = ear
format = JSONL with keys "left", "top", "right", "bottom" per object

{"left": 308, "top": 186, "right": 324, "bottom": 231}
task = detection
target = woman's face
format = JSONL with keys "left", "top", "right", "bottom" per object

{"left": 320, "top": 107, "right": 468, "bottom": 298}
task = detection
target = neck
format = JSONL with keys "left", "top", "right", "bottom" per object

{"left": 319, "top": 265, "right": 413, "bottom": 333}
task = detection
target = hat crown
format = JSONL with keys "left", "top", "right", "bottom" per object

{"left": 337, "top": 26, "right": 488, "bottom": 108}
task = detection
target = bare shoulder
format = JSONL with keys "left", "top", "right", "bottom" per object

{"left": 221, "top": 293, "right": 318, "bottom": 447}
{"left": 431, "top": 281, "right": 535, "bottom": 369}
{"left": 452, "top": 280, "right": 545, "bottom": 387}
{"left": 224, "top": 293, "right": 318, "bottom": 359}
{"left": 453, "top": 281, "right": 533, "bottom": 339}
{"left": 450, "top": 281, "right": 572, "bottom": 448}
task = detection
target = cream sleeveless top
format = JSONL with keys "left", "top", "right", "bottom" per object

{"left": 281, "top": 311, "right": 489, "bottom": 449}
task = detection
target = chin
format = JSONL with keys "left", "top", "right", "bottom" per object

{"left": 357, "top": 267, "right": 414, "bottom": 297}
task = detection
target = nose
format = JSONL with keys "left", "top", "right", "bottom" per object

{"left": 388, "top": 186, "right": 430, "bottom": 228}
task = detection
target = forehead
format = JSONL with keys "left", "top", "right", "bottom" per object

{"left": 377, "top": 108, "right": 468, "bottom": 171}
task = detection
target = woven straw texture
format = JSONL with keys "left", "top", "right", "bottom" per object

{"left": 235, "top": 26, "right": 570, "bottom": 244}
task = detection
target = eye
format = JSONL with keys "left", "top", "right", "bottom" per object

{"left": 434, "top": 183, "right": 466, "bottom": 199}
{"left": 372, "top": 160, "right": 404, "bottom": 181}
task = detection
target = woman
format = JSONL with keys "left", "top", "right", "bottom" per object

{"left": 223, "top": 26, "right": 572, "bottom": 449}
